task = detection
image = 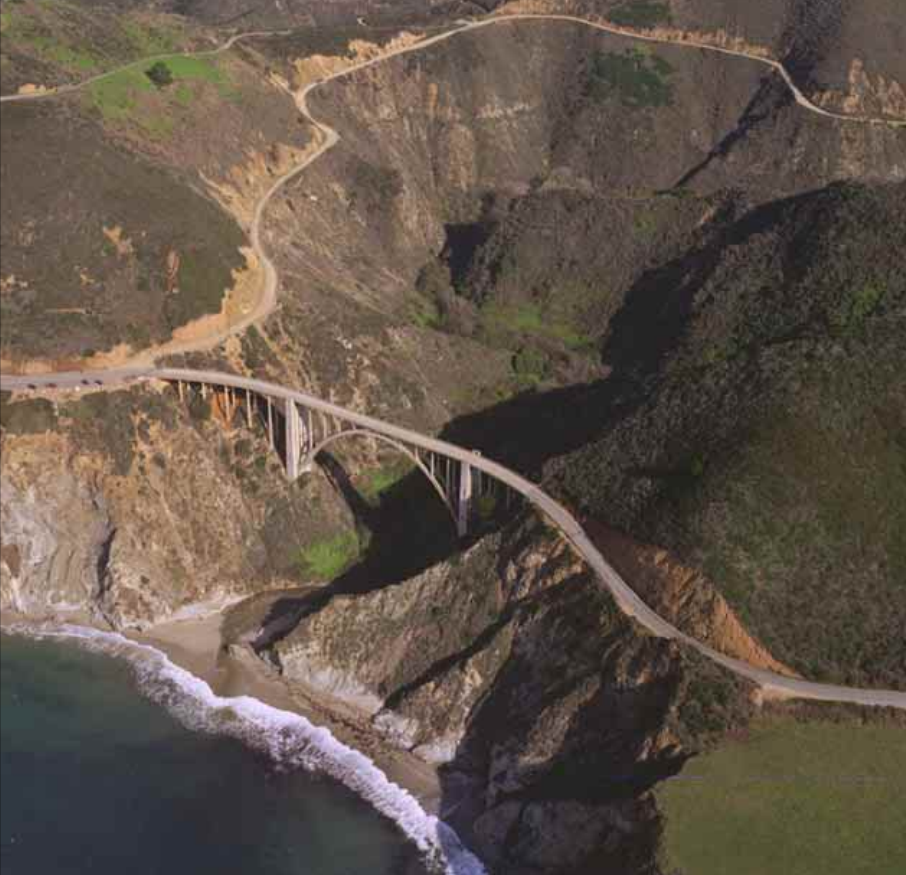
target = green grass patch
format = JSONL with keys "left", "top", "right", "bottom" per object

{"left": 482, "top": 301, "right": 592, "bottom": 350}
{"left": 294, "top": 531, "right": 361, "bottom": 580}
{"left": 87, "top": 65, "right": 154, "bottom": 121}
{"left": 410, "top": 296, "right": 444, "bottom": 330}
{"left": 87, "top": 55, "right": 230, "bottom": 131}
{"left": 832, "top": 282, "right": 886, "bottom": 334}
{"left": 606, "top": 1, "right": 672, "bottom": 29}
{"left": 658, "top": 716, "right": 906, "bottom": 875}
{"left": 586, "top": 49, "right": 674, "bottom": 108}
{"left": 357, "top": 460, "right": 412, "bottom": 502}
{"left": 159, "top": 55, "right": 224, "bottom": 84}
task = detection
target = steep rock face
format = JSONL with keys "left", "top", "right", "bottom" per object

{"left": 0, "top": 384, "right": 356, "bottom": 628}
{"left": 272, "top": 518, "right": 754, "bottom": 873}
{"left": 0, "top": 448, "right": 113, "bottom": 617}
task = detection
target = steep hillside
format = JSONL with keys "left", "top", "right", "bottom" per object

{"left": 0, "top": 40, "right": 309, "bottom": 365}
{"left": 218, "top": 18, "right": 902, "bottom": 428}
{"left": 503, "top": 0, "right": 906, "bottom": 120}
{"left": 265, "top": 517, "right": 757, "bottom": 874}
{"left": 543, "top": 182, "right": 906, "bottom": 687}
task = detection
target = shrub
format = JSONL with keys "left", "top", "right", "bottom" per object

{"left": 0, "top": 398, "right": 57, "bottom": 434}
{"left": 145, "top": 61, "right": 173, "bottom": 89}
{"left": 512, "top": 345, "right": 551, "bottom": 380}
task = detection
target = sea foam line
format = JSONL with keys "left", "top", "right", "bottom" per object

{"left": 4, "top": 621, "right": 486, "bottom": 875}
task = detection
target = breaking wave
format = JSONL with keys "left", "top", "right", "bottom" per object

{"left": 4, "top": 622, "right": 486, "bottom": 875}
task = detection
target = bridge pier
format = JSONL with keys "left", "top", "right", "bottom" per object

{"left": 285, "top": 399, "right": 302, "bottom": 482}
{"left": 457, "top": 461, "right": 472, "bottom": 537}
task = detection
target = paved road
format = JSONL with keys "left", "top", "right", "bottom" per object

{"left": 2, "top": 366, "right": 904, "bottom": 712}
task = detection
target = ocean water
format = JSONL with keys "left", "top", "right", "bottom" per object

{"left": 0, "top": 630, "right": 481, "bottom": 875}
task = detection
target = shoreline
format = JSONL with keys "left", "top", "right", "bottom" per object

{"left": 0, "top": 606, "right": 443, "bottom": 816}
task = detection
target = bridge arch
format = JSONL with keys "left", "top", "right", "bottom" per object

{"left": 303, "top": 428, "right": 458, "bottom": 526}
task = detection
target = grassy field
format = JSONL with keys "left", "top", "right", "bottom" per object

{"left": 87, "top": 55, "right": 231, "bottom": 132}
{"left": 658, "top": 716, "right": 906, "bottom": 875}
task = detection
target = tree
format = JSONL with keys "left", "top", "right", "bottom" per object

{"left": 146, "top": 61, "right": 174, "bottom": 89}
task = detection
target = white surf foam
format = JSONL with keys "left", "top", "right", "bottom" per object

{"left": 4, "top": 622, "right": 486, "bottom": 875}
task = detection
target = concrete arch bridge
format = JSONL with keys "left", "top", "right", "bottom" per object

{"left": 162, "top": 368, "right": 515, "bottom": 538}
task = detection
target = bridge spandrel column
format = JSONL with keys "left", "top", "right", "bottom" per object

{"left": 457, "top": 461, "right": 473, "bottom": 538}
{"left": 285, "top": 399, "right": 302, "bottom": 482}
{"left": 266, "top": 397, "right": 274, "bottom": 448}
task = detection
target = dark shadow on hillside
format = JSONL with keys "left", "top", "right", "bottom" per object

{"left": 250, "top": 452, "right": 466, "bottom": 652}
{"left": 601, "top": 186, "right": 826, "bottom": 384}
{"left": 673, "top": 76, "right": 789, "bottom": 190}
{"left": 431, "top": 601, "right": 689, "bottom": 871}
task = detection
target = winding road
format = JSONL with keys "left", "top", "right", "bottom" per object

{"left": 2, "top": 15, "right": 904, "bottom": 711}
{"left": 2, "top": 12, "right": 902, "bottom": 362}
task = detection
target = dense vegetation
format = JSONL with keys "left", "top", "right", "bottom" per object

{"left": 545, "top": 181, "right": 906, "bottom": 687}
{"left": 419, "top": 180, "right": 904, "bottom": 688}
{"left": 585, "top": 49, "right": 674, "bottom": 108}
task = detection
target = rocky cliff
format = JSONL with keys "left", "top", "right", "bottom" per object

{"left": 0, "top": 383, "right": 357, "bottom": 628}
{"left": 270, "top": 517, "right": 754, "bottom": 873}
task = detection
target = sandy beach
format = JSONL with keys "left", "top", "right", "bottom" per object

{"left": 0, "top": 605, "right": 443, "bottom": 815}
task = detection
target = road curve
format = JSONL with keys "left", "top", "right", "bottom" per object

{"left": 2, "top": 366, "right": 904, "bottom": 712}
